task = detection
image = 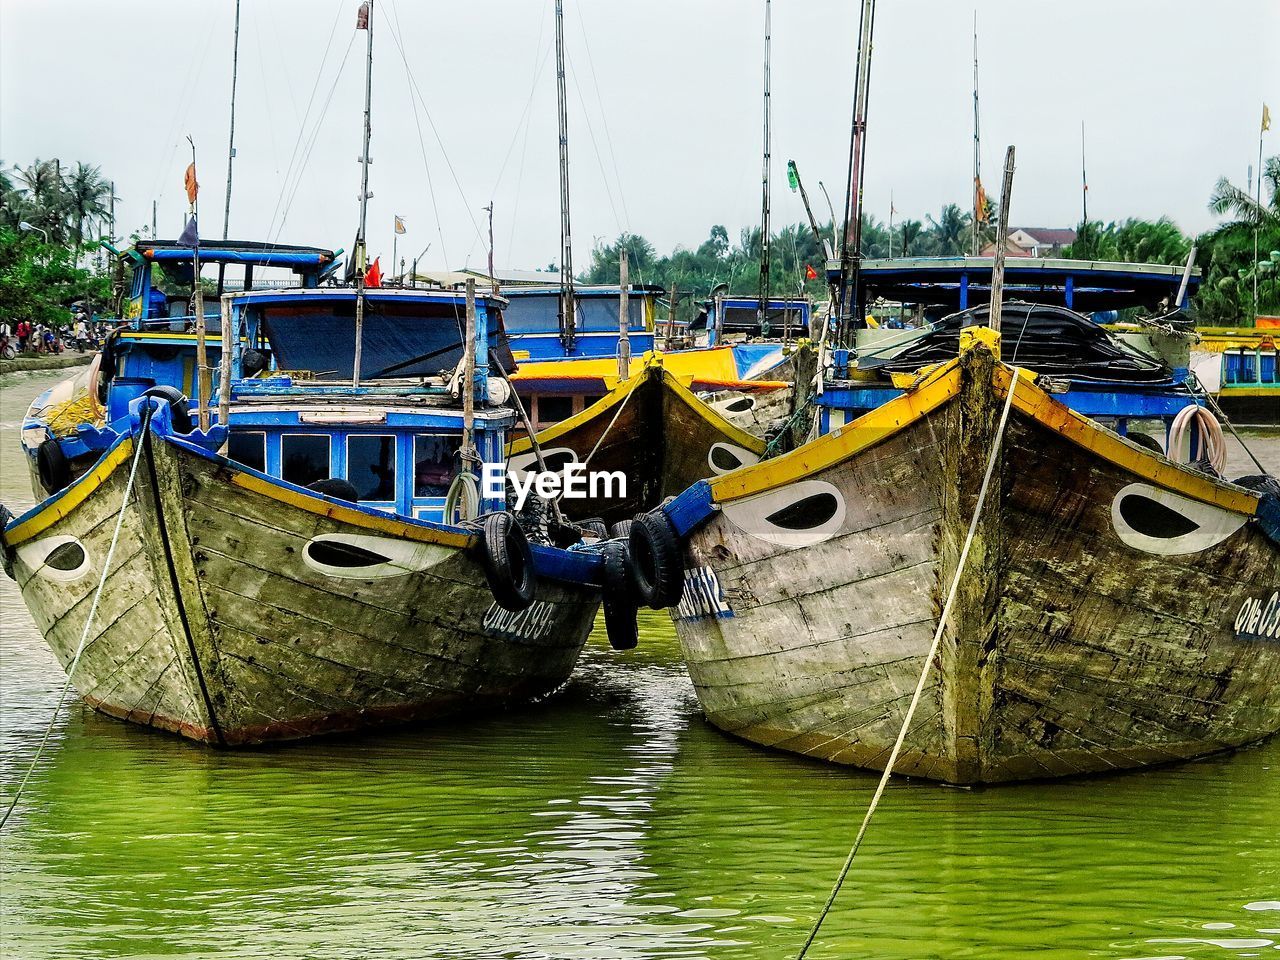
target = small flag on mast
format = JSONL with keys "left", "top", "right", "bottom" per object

{"left": 1264, "top": 103, "right": 1272, "bottom": 133}
{"left": 184, "top": 163, "right": 199, "bottom": 205}
{"left": 804, "top": 264, "right": 818, "bottom": 281}
{"left": 974, "top": 177, "right": 990, "bottom": 223}
{"left": 394, "top": 215, "right": 406, "bottom": 235}
{"left": 356, "top": 1, "right": 369, "bottom": 29}
{"left": 365, "top": 257, "right": 382, "bottom": 287}
{"left": 786, "top": 160, "right": 799, "bottom": 192}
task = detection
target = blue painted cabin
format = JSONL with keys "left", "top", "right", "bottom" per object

{"left": 500, "top": 284, "right": 660, "bottom": 361}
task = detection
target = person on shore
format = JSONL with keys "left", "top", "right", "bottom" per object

{"left": 73, "top": 312, "right": 90, "bottom": 353}
{"left": 15, "top": 320, "right": 30, "bottom": 353}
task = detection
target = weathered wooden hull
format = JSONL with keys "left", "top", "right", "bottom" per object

{"left": 666, "top": 344, "right": 1280, "bottom": 783}
{"left": 508, "top": 365, "right": 767, "bottom": 526}
{"left": 5, "top": 432, "right": 602, "bottom": 745}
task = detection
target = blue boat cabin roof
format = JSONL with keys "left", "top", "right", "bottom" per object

{"left": 825, "top": 257, "right": 1202, "bottom": 312}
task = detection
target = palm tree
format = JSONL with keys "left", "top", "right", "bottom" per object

{"left": 927, "top": 203, "right": 972, "bottom": 255}
{"left": 1209, "top": 155, "right": 1279, "bottom": 229}
{"left": 897, "top": 219, "right": 924, "bottom": 257}
{"left": 15, "top": 158, "right": 69, "bottom": 242}
{"left": 63, "top": 162, "right": 112, "bottom": 247}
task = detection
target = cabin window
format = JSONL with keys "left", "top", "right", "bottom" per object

{"left": 227, "top": 431, "right": 267, "bottom": 472}
{"left": 537, "top": 395, "right": 574, "bottom": 426}
{"left": 1260, "top": 352, "right": 1276, "bottom": 384}
{"left": 347, "top": 435, "right": 397, "bottom": 502}
{"left": 580, "top": 394, "right": 604, "bottom": 411}
{"left": 281, "top": 434, "right": 331, "bottom": 487}
{"left": 414, "top": 435, "right": 455, "bottom": 497}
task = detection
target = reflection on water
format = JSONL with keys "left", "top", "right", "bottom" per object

{"left": 2, "top": 370, "right": 1278, "bottom": 958}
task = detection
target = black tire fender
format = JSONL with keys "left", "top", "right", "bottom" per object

{"left": 140, "top": 385, "right": 194, "bottom": 434}
{"left": 600, "top": 541, "right": 638, "bottom": 650}
{"left": 1, "top": 503, "right": 15, "bottom": 580}
{"left": 609, "top": 519, "right": 633, "bottom": 540}
{"left": 37, "top": 439, "right": 72, "bottom": 495}
{"left": 628, "top": 511, "right": 684, "bottom": 610}
{"left": 479, "top": 512, "right": 536, "bottom": 612}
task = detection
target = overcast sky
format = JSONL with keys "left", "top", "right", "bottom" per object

{"left": 2, "top": 0, "right": 1276, "bottom": 273}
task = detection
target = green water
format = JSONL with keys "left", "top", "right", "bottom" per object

{"left": 2, "top": 369, "right": 1277, "bottom": 959}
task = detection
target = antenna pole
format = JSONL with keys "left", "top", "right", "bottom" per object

{"left": 353, "top": 0, "right": 374, "bottom": 386}
{"left": 971, "top": 11, "right": 981, "bottom": 256}
{"left": 485, "top": 202, "right": 498, "bottom": 296}
{"left": 758, "top": 0, "right": 773, "bottom": 331}
{"left": 188, "top": 137, "right": 210, "bottom": 431}
{"left": 222, "top": 0, "right": 241, "bottom": 240}
{"left": 554, "top": 0, "right": 576, "bottom": 353}
{"left": 838, "top": 0, "right": 878, "bottom": 345}
{"left": 1080, "top": 121, "right": 1088, "bottom": 248}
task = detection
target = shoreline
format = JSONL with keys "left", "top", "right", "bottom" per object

{"left": 0, "top": 353, "right": 93, "bottom": 377}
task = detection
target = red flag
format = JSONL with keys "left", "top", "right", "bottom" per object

{"left": 364, "top": 257, "right": 382, "bottom": 287}
{"left": 804, "top": 263, "right": 818, "bottom": 281}
{"left": 184, "top": 163, "right": 199, "bottom": 205}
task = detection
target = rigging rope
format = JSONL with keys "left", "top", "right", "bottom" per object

{"left": 1, "top": 411, "right": 153, "bottom": 831}
{"left": 795, "top": 371, "right": 1019, "bottom": 958}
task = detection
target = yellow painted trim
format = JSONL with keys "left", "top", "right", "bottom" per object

{"left": 662, "top": 369, "right": 767, "bottom": 454}
{"left": 229, "top": 472, "right": 474, "bottom": 548}
{"left": 1002, "top": 368, "right": 1260, "bottom": 515}
{"left": 509, "top": 365, "right": 765, "bottom": 458}
{"left": 119, "top": 332, "right": 226, "bottom": 342}
{"left": 508, "top": 365, "right": 645, "bottom": 455}
{"left": 5, "top": 440, "right": 135, "bottom": 545}
{"left": 708, "top": 351, "right": 1259, "bottom": 517}
{"left": 1217, "top": 385, "right": 1278, "bottom": 397}
{"left": 709, "top": 361, "right": 964, "bottom": 502}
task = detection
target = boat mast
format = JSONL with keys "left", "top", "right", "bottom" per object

{"left": 838, "top": 0, "right": 878, "bottom": 345}
{"left": 971, "top": 12, "right": 981, "bottom": 256}
{"left": 353, "top": 0, "right": 374, "bottom": 386}
{"left": 757, "top": 0, "right": 772, "bottom": 331}
{"left": 989, "top": 145, "right": 1016, "bottom": 342}
{"left": 222, "top": 0, "right": 241, "bottom": 240}
{"left": 554, "top": 0, "right": 576, "bottom": 353}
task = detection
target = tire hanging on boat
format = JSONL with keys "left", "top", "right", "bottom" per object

{"left": 478, "top": 512, "right": 537, "bottom": 612}
{"left": 36, "top": 439, "right": 72, "bottom": 495}
{"left": 628, "top": 511, "right": 684, "bottom": 610}
{"left": 600, "top": 540, "right": 639, "bottom": 650}
{"left": 578, "top": 518, "right": 609, "bottom": 542}
{"left": 140, "top": 385, "right": 194, "bottom": 434}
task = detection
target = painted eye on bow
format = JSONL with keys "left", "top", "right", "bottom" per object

{"left": 301, "top": 534, "right": 447, "bottom": 579}
{"left": 305, "top": 540, "right": 391, "bottom": 568}
{"left": 17, "top": 535, "right": 91, "bottom": 582}
{"left": 1110, "top": 482, "right": 1247, "bottom": 556}
{"left": 722, "top": 480, "right": 847, "bottom": 548}
{"left": 707, "top": 442, "right": 761, "bottom": 476}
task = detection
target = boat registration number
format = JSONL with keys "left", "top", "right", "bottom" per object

{"left": 1235, "top": 591, "right": 1280, "bottom": 642}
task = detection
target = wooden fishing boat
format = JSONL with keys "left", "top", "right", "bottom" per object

{"left": 1, "top": 285, "right": 607, "bottom": 746}
{"left": 655, "top": 331, "right": 1280, "bottom": 783}
{"left": 507, "top": 362, "right": 768, "bottom": 526}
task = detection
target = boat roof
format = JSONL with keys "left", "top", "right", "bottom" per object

{"left": 501, "top": 284, "right": 665, "bottom": 298}
{"left": 825, "top": 256, "right": 1201, "bottom": 311}
{"left": 127, "top": 239, "right": 337, "bottom": 269}
{"left": 224, "top": 286, "right": 508, "bottom": 308}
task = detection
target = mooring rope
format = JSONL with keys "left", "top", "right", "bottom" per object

{"left": 581, "top": 372, "right": 640, "bottom": 470}
{"left": 795, "top": 372, "right": 1018, "bottom": 959}
{"left": 1, "top": 411, "right": 152, "bottom": 831}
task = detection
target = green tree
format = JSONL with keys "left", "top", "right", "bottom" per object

{"left": 0, "top": 227, "right": 112, "bottom": 328}
{"left": 63, "top": 162, "right": 112, "bottom": 248}
{"left": 926, "top": 203, "right": 971, "bottom": 255}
